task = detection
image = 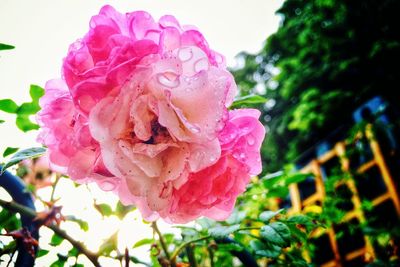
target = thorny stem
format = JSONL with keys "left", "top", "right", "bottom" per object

{"left": 50, "top": 174, "right": 61, "bottom": 202}
{"left": 0, "top": 199, "right": 101, "bottom": 267}
{"left": 151, "top": 221, "right": 172, "bottom": 261}
{"left": 125, "top": 247, "right": 129, "bottom": 267}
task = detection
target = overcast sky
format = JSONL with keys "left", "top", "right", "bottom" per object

{"left": 0, "top": 0, "right": 283, "bottom": 152}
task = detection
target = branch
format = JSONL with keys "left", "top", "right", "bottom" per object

{"left": 0, "top": 199, "right": 101, "bottom": 267}
{"left": 151, "top": 221, "right": 171, "bottom": 260}
{"left": 50, "top": 174, "right": 61, "bottom": 202}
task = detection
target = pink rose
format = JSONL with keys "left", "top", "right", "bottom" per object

{"left": 36, "top": 79, "right": 119, "bottom": 191}
{"left": 37, "top": 5, "right": 265, "bottom": 223}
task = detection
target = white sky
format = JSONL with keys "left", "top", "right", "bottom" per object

{"left": 0, "top": 0, "right": 283, "bottom": 265}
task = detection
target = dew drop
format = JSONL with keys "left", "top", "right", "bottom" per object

{"left": 99, "top": 180, "right": 116, "bottom": 191}
{"left": 178, "top": 47, "right": 193, "bottom": 62}
{"left": 247, "top": 135, "right": 255, "bottom": 146}
{"left": 157, "top": 72, "right": 180, "bottom": 88}
{"left": 194, "top": 58, "right": 209, "bottom": 72}
{"left": 188, "top": 125, "right": 201, "bottom": 134}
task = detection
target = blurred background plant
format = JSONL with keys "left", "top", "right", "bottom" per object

{"left": 1, "top": 0, "right": 400, "bottom": 266}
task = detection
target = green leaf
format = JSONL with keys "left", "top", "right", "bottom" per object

{"left": 197, "top": 217, "right": 216, "bottom": 229}
{"left": 286, "top": 215, "right": 313, "bottom": 225}
{"left": 163, "top": 233, "right": 175, "bottom": 244}
{"left": 17, "top": 102, "right": 40, "bottom": 115}
{"left": 2, "top": 84, "right": 45, "bottom": 132}
{"left": 0, "top": 119, "right": 4, "bottom": 124}
{"left": 284, "top": 173, "right": 311, "bottom": 185}
{"left": 16, "top": 114, "right": 39, "bottom": 132}
{"left": 66, "top": 216, "right": 89, "bottom": 232}
{"left": 261, "top": 171, "right": 285, "bottom": 188}
{"left": 29, "top": 85, "right": 45, "bottom": 102}
{"left": 260, "top": 222, "right": 291, "bottom": 247}
{"left": 50, "top": 233, "right": 64, "bottom": 246}
{"left": 99, "top": 232, "right": 118, "bottom": 256}
{"left": 133, "top": 238, "right": 154, "bottom": 248}
{"left": 266, "top": 186, "right": 289, "bottom": 198}
{"left": 208, "top": 224, "right": 240, "bottom": 238}
{"left": 0, "top": 99, "right": 19, "bottom": 113}
{"left": 129, "top": 256, "right": 141, "bottom": 264}
{"left": 0, "top": 240, "right": 17, "bottom": 254}
{"left": 250, "top": 239, "right": 281, "bottom": 258}
{"left": 259, "top": 209, "right": 284, "bottom": 223}
{"left": 2, "top": 147, "right": 19, "bottom": 157}
{"left": 174, "top": 226, "right": 199, "bottom": 237}
{"left": 37, "top": 249, "right": 50, "bottom": 258}
{"left": 68, "top": 247, "right": 79, "bottom": 257}
{"left": 0, "top": 209, "right": 21, "bottom": 231}
{"left": 0, "top": 43, "right": 15, "bottom": 51}
{"left": 95, "top": 203, "right": 113, "bottom": 217}
{"left": 226, "top": 210, "right": 247, "bottom": 225}
{"left": 1, "top": 147, "right": 46, "bottom": 174}
{"left": 24, "top": 184, "right": 36, "bottom": 194}
{"left": 230, "top": 95, "right": 267, "bottom": 108}
{"left": 50, "top": 259, "right": 65, "bottom": 267}
{"left": 115, "top": 201, "right": 135, "bottom": 219}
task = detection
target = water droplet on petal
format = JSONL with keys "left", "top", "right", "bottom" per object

{"left": 194, "top": 58, "right": 209, "bottom": 72}
{"left": 178, "top": 47, "right": 193, "bottom": 62}
{"left": 247, "top": 135, "right": 255, "bottom": 146}
{"left": 99, "top": 180, "right": 116, "bottom": 191}
{"left": 157, "top": 72, "right": 180, "bottom": 88}
{"left": 188, "top": 124, "right": 201, "bottom": 133}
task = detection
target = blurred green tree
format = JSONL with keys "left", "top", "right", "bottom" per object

{"left": 232, "top": 0, "right": 400, "bottom": 173}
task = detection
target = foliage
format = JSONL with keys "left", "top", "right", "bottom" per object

{"left": 0, "top": 43, "right": 15, "bottom": 51}
{"left": 1, "top": 147, "right": 46, "bottom": 174}
{"left": 231, "top": 0, "right": 400, "bottom": 173}
{"left": 0, "top": 84, "right": 44, "bottom": 132}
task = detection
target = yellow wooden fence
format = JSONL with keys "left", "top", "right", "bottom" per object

{"left": 287, "top": 124, "right": 400, "bottom": 266}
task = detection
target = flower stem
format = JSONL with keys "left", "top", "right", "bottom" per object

{"left": 151, "top": 221, "right": 171, "bottom": 260}
{"left": 0, "top": 198, "right": 101, "bottom": 267}
{"left": 50, "top": 174, "right": 61, "bottom": 202}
